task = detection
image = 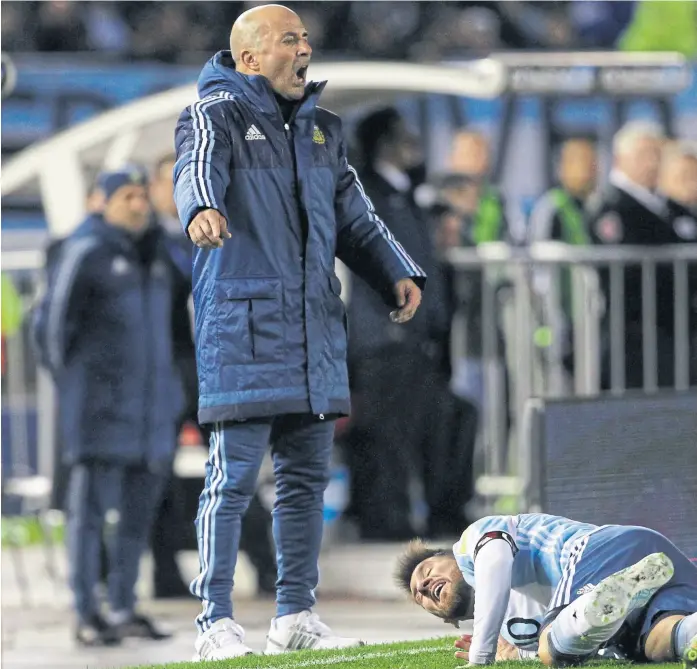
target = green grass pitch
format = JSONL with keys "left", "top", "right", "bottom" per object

{"left": 125, "top": 637, "right": 684, "bottom": 669}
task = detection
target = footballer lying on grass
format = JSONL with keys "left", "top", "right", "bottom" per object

{"left": 397, "top": 513, "right": 697, "bottom": 667}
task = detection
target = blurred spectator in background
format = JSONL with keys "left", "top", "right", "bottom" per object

{"left": 439, "top": 130, "right": 520, "bottom": 245}
{"left": 344, "top": 107, "right": 475, "bottom": 540}
{"left": 150, "top": 154, "right": 183, "bottom": 235}
{"left": 35, "top": 1, "right": 88, "bottom": 52}
{"left": 344, "top": 2, "right": 421, "bottom": 59}
{"left": 589, "top": 121, "right": 696, "bottom": 389}
{"left": 149, "top": 154, "right": 196, "bottom": 599}
{"left": 528, "top": 139, "right": 597, "bottom": 244}
{"left": 1, "top": 3, "right": 37, "bottom": 51}
{"left": 659, "top": 142, "right": 697, "bottom": 380}
{"left": 410, "top": 4, "right": 503, "bottom": 61}
{"left": 497, "top": 1, "right": 575, "bottom": 50}
{"left": 83, "top": 2, "right": 132, "bottom": 55}
{"left": 570, "top": 0, "right": 635, "bottom": 49}
{"left": 660, "top": 142, "right": 697, "bottom": 236}
{"left": 131, "top": 4, "right": 207, "bottom": 62}
{"left": 149, "top": 154, "right": 277, "bottom": 597}
{"left": 433, "top": 130, "right": 513, "bottom": 454}
{"left": 527, "top": 138, "right": 597, "bottom": 382}
{"left": 589, "top": 120, "right": 665, "bottom": 247}
{"left": 32, "top": 168, "right": 183, "bottom": 645}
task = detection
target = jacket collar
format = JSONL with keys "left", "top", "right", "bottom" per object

{"left": 609, "top": 169, "right": 667, "bottom": 218}
{"left": 197, "top": 50, "right": 327, "bottom": 120}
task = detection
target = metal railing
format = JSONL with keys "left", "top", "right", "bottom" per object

{"left": 445, "top": 242, "right": 697, "bottom": 510}
{"left": 3, "top": 243, "right": 696, "bottom": 517}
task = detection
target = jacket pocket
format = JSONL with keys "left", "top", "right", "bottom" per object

{"left": 327, "top": 274, "right": 348, "bottom": 358}
{"left": 216, "top": 278, "right": 284, "bottom": 364}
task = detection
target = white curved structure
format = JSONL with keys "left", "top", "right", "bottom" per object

{"left": 1, "top": 59, "right": 505, "bottom": 238}
{"left": 3, "top": 53, "right": 689, "bottom": 239}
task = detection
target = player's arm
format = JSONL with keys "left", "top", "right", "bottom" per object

{"left": 333, "top": 130, "right": 426, "bottom": 309}
{"left": 467, "top": 532, "right": 519, "bottom": 664}
{"left": 173, "top": 96, "right": 233, "bottom": 248}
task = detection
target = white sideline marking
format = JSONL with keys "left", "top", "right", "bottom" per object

{"left": 261, "top": 645, "right": 448, "bottom": 668}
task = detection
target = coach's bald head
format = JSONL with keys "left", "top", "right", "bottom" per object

{"left": 230, "top": 4, "right": 312, "bottom": 100}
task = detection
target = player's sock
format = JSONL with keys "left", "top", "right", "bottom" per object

{"left": 673, "top": 613, "right": 697, "bottom": 659}
{"left": 548, "top": 591, "right": 625, "bottom": 656}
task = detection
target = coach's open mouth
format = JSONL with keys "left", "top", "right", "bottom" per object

{"left": 295, "top": 65, "right": 308, "bottom": 84}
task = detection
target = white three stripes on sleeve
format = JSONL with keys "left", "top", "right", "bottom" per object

{"left": 347, "top": 165, "right": 424, "bottom": 276}
{"left": 189, "top": 92, "right": 234, "bottom": 212}
{"left": 46, "top": 237, "right": 98, "bottom": 372}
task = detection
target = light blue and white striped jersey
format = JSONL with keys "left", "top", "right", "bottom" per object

{"left": 454, "top": 513, "right": 599, "bottom": 593}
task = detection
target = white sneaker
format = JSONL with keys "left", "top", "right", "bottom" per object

{"left": 585, "top": 552, "right": 674, "bottom": 628}
{"left": 194, "top": 618, "right": 254, "bottom": 661}
{"left": 265, "top": 610, "right": 364, "bottom": 654}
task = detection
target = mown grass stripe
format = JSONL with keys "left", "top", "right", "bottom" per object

{"left": 261, "top": 645, "right": 446, "bottom": 669}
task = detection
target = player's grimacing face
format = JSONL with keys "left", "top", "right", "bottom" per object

{"left": 409, "top": 555, "right": 469, "bottom": 619}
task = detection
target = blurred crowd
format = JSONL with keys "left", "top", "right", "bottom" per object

{"left": 3, "top": 0, "right": 696, "bottom": 62}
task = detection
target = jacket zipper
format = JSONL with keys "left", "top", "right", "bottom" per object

{"left": 283, "top": 120, "right": 309, "bottom": 253}
{"left": 141, "top": 265, "right": 153, "bottom": 463}
{"left": 282, "top": 104, "right": 319, "bottom": 415}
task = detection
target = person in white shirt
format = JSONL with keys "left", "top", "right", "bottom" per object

{"left": 396, "top": 513, "right": 697, "bottom": 667}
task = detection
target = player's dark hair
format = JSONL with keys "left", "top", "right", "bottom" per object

{"left": 394, "top": 539, "right": 449, "bottom": 596}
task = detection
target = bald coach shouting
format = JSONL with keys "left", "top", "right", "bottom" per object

{"left": 173, "top": 4, "right": 425, "bottom": 661}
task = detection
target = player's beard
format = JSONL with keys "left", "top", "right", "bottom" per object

{"left": 442, "top": 579, "right": 475, "bottom": 621}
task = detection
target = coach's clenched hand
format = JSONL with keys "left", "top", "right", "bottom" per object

{"left": 390, "top": 278, "right": 422, "bottom": 323}
{"left": 188, "top": 209, "right": 232, "bottom": 249}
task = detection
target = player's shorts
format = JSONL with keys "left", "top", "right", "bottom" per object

{"left": 544, "top": 525, "right": 697, "bottom": 659}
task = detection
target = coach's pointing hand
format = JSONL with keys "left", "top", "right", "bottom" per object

{"left": 188, "top": 208, "right": 232, "bottom": 249}
{"left": 390, "top": 278, "right": 422, "bottom": 323}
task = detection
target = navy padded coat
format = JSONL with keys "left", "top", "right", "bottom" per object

{"left": 174, "top": 51, "right": 426, "bottom": 423}
{"left": 32, "top": 216, "right": 185, "bottom": 469}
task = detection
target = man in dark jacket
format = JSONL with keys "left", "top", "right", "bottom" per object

{"left": 344, "top": 107, "right": 475, "bottom": 541}
{"left": 528, "top": 139, "right": 597, "bottom": 244}
{"left": 33, "top": 168, "right": 182, "bottom": 646}
{"left": 660, "top": 142, "right": 697, "bottom": 240}
{"left": 173, "top": 5, "right": 425, "bottom": 660}
{"left": 659, "top": 142, "right": 697, "bottom": 385}
{"left": 588, "top": 121, "right": 691, "bottom": 389}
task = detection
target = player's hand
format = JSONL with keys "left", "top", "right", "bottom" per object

{"left": 495, "top": 636, "right": 520, "bottom": 661}
{"left": 454, "top": 633, "right": 472, "bottom": 661}
{"left": 390, "top": 278, "right": 421, "bottom": 323}
{"left": 455, "top": 634, "right": 517, "bottom": 664}
{"left": 188, "top": 209, "right": 231, "bottom": 249}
